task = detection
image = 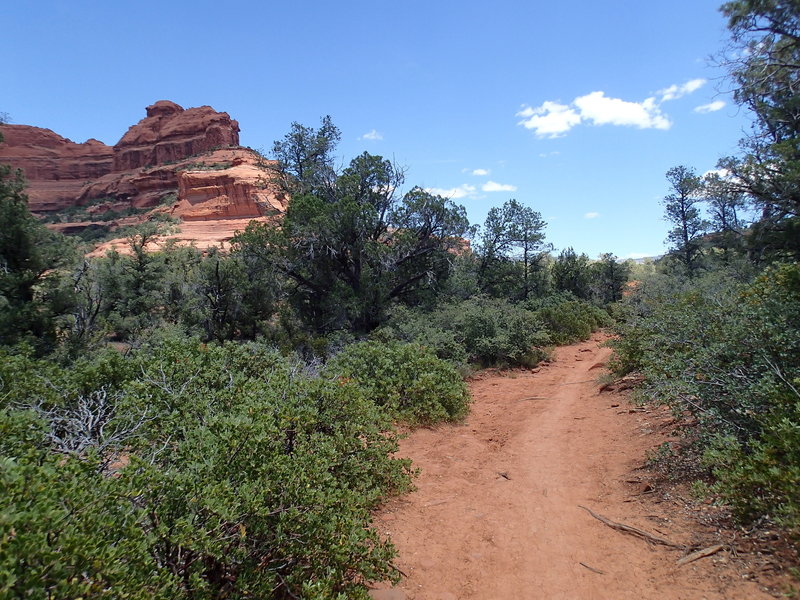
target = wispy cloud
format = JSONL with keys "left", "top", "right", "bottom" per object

{"left": 658, "top": 78, "right": 706, "bottom": 102}
{"left": 482, "top": 181, "right": 517, "bottom": 192}
{"left": 694, "top": 100, "right": 726, "bottom": 114}
{"left": 471, "top": 168, "right": 490, "bottom": 176}
{"left": 518, "top": 78, "right": 705, "bottom": 138}
{"left": 584, "top": 211, "right": 600, "bottom": 219}
{"left": 425, "top": 184, "right": 477, "bottom": 199}
{"left": 360, "top": 129, "right": 383, "bottom": 141}
{"left": 425, "top": 180, "right": 517, "bottom": 198}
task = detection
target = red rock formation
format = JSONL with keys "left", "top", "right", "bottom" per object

{"left": 0, "top": 101, "right": 246, "bottom": 214}
{"left": 175, "top": 154, "right": 286, "bottom": 221}
{"left": 0, "top": 124, "right": 114, "bottom": 211}
{"left": 78, "top": 163, "right": 181, "bottom": 208}
{"left": 113, "top": 101, "right": 240, "bottom": 171}
{"left": 0, "top": 125, "right": 113, "bottom": 180}
{"left": 2, "top": 102, "right": 286, "bottom": 250}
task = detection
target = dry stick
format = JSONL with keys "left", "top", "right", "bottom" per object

{"left": 518, "top": 395, "right": 548, "bottom": 401}
{"left": 577, "top": 505, "right": 687, "bottom": 550}
{"left": 393, "top": 565, "right": 409, "bottom": 578}
{"left": 676, "top": 544, "right": 724, "bottom": 566}
{"left": 579, "top": 562, "right": 605, "bottom": 575}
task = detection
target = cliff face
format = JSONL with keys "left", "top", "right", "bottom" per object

{"left": 175, "top": 154, "right": 286, "bottom": 221}
{"left": 0, "top": 101, "right": 272, "bottom": 219}
{"left": 0, "top": 125, "right": 114, "bottom": 180}
{"left": 0, "top": 125, "right": 114, "bottom": 211}
{"left": 113, "top": 100, "right": 240, "bottom": 171}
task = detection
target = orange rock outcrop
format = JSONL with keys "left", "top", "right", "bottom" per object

{"left": 0, "top": 125, "right": 114, "bottom": 211}
{"left": 113, "top": 100, "right": 240, "bottom": 171}
{"left": 175, "top": 151, "right": 286, "bottom": 221}
{"left": 0, "top": 101, "right": 269, "bottom": 215}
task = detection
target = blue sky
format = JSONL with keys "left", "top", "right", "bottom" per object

{"left": 4, "top": 0, "right": 753, "bottom": 258}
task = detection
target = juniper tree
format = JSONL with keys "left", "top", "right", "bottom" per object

{"left": 663, "top": 166, "right": 708, "bottom": 276}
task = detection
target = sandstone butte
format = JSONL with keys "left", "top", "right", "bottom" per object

{"left": 0, "top": 100, "right": 287, "bottom": 252}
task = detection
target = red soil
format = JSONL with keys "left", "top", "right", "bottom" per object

{"left": 371, "top": 333, "right": 778, "bottom": 600}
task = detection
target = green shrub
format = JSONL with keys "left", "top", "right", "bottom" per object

{"left": 611, "top": 266, "right": 799, "bottom": 440}
{"left": 326, "top": 340, "right": 470, "bottom": 424}
{"left": 0, "top": 337, "right": 415, "bottom": 599}
{"left": 379, "top": 297, "right": 550, "bottom": 368}
{"left": 0, "top": 409, "right": 177, "bottom": 599}
{"left": 380, "top": 293, "right": 610, "bottom": 369}
{"left": 705, "top": 403, "right": 800, "bottom": 527}
{"left": 176, "top": 161, "right": 232, "bottom": 172}
{"left": 611, "top": 264, "right": 800, "bottom": 531}
{"left": 525, "top": 292, "right": 611, "bottom": 346}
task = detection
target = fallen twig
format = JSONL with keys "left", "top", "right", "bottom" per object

{"left": 579, "top": 562, "right": 605, "bottom": 574}
{"left": 578, "top": 505, "right": 686, "bottom": 549}
{"left": 677, "top": 544, "right": 724, "bottom": 566}
{"left": 423, "top": 498, "right": 451, "bottom": 508}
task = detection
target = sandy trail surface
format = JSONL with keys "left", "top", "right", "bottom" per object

{"left": 371, "top": 333, "right": 773, "bottom": 600}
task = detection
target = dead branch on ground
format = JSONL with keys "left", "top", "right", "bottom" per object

{"left": 578, "top": 505, "right": 687, "bottom": 550}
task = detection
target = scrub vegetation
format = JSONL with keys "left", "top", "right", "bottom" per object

{"left": 0, "top": 119, "right": 616, "bottom": 598}
{"left": 1, "top": 0, "right": 798, "bottom": 596}
{"left": 609, "top": 0, "right": 800, "bottom": 545}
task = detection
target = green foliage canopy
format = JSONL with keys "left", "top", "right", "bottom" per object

{"left": 235, "top": 120, "right": 470, "bottom": 334}
{"left": 0, "top": 338, "right": 436, "bottom": 599}
{"left": 0, "top": 143, "right": 74, "bottom": 350}
{"left": 717, "top": 0, "right": 800, "bottom": 257}
{"left": 476, "top": 199, "right": 549, "bottom": 300}
{"left": 551, "top": 248, "right": 591, "bottom": 298}
{"left": 662, "top": 166, "right": 708, "bottom": 276}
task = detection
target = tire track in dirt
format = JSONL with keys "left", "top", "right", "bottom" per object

{"left": 370, "top": 333, "right": 773, "bottom": 600}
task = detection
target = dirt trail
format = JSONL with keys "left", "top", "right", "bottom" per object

{"left": 371, "top": 333, "right": 773, "bottom": 600}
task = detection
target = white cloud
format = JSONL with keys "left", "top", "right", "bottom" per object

{"left": 518, "top": 78, "right": 707, "bottom": 138}
{"left": 538, "top": 151, "right": 560, "bottom": 158}
{"left": 482, "top": 181, "right": 517, "bottom": 192}
{"left": 574, "top": 92, "right": 670, "bottom": 130}
{"left": 702, "top": 167, "right": 743, "bottom": 186}
{"left": 360, "top": 129, "right": 383, "bottom": 141}
{"left": 694, "top": 100, "right": 726, "bottom": 114}
{"left": 516, "top": 101, "right": 582, "bottom": 138}
{"left": 584, "top": 211, "right": 600, "bottom": 219}
{"left": 658, "top": 78, "right": 706, "bottom": 102}
{"left": 425, "top": 180, "right": 518, "bottom": 198}
{"left": 703, "top": 167, "right": 731, "bottom": 178}
{"left": 425, "top": 184, "right": 477, "bottom": 199}
{"left": 471, "top": 168, "right": 490, "bottom": 176}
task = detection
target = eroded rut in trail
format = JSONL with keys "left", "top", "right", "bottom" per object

{"left": 370, "top": 333, "right": 773, "bottom": 600}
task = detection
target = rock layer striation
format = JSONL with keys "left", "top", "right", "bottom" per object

{"left": 0, "top": 125, "right": 114, "bottom": 211}
{"left": 113, "top": 100, "right": 240, "bottom": 172}
{"left": 0, "top": 101, "right": 282, "bottom": 224}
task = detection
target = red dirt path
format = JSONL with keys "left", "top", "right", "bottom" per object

{"left": 371, "top": 333, "right": 775, "bottom": 600}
